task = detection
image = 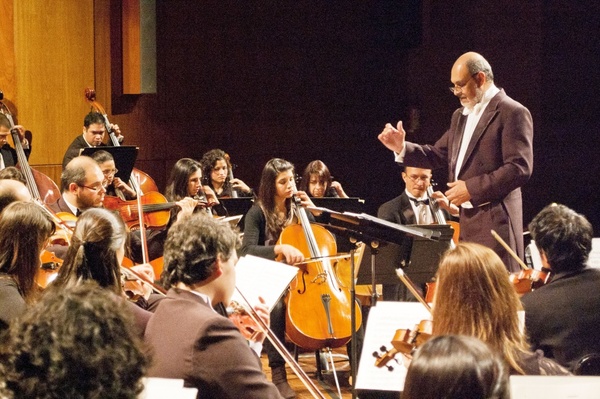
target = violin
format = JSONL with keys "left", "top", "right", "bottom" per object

{"left": 84, "top": 88, "right": 159, "bottom": 195}
{"left": 374, "top": 320, "right": 433, "bottom": 370}
{"left": 491, "top": 229, "right": 552, "bottom": 295}
{"left": 227, "top": 300, "right": 261, "bottom": 341}
{"left": 103, "top": 191, "right": 216, "bottom": 229}
{"left": 35, "top": 250, "right": 63, "bottom": 289}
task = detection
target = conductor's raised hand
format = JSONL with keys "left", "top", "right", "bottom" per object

{"left": 378, "top": 121, "right": 406, "bottom": 154}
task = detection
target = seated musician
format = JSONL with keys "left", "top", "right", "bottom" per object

{"left": 61, "top": 111, "right": 123, "bottom": 169}
{"left": 90, "top": 149, "right": 136, "bottom": 199}
{"left": 0, "top": 166, "right": 26, "bottom": 184}
{"left": 129, "top": 158, "right": 206, "bottom": 264}
{"left": 200, "top": 149, "right": 253, "bottom": 198}
{"left": 0, "top": 114, "right": 30, "bottom": 170}
{"left": 49, "top": 208, "right": 153, "bottom": 335}
{"left": 0, "top": 202, "right": 55, "bottom": 333}
{"left": 377, "top": 166, "right": 457, "bottom": 301}
{"left": 299, "top": 160, "right": 348, "bottom": 198}
{"left": 144, "top": 214, "right": 282, "bottom": 399}
{"left": 0, "top": 282, "right": 148, "bottom": 398}
{"left": 432, "top": 242, "right": 569, "bottom": 375}
{"left": 0, "top": 178, "right": 31, "bottom": 210}
{"left": 403, "top": 335, "right": 509, "bottom": 399}
{"left": 521, "top": 204, "right": 600, "bottom": 371}
{"left": 240, "top": 158, "right": 317, "bottom": 399}
{"left": 49, "top": 156, "right": 106, "bottom": 216}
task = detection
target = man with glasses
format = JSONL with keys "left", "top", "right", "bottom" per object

{"left": 378, "top": 52, "right": 533, "bottom": 272}
{"left": 50, "top": 156, "right": 106, "bottom": 216}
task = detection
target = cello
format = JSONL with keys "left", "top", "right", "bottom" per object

{"left": 279, "top": 193, "right": 362, "bottom": 351}
{"left": 84, "top": 88, "right": 158, "bottom": 195}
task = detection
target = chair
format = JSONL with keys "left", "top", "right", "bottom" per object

{"left": 572, "top": 353, "right": 600, "bottom": 376}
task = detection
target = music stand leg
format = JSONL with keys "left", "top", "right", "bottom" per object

{"left": 349, "top": 243, "right": 357, "bottom": 399}
{"left": 370, "top": 242, "right": 380, "bottom": 307}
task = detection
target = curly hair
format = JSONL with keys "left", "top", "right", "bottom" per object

{"left": 52, "top": 208, "right": 126, "bottom": 295}
{"left": 0, "top": 202, "right": 55, "bottom": 303}
{"left": 200, "top": 148, "right": 231, "bottom": 186}
{"left": 529, "top": 203, "right": 593, "bottom": 274}
{"left": 256, "top": 158, "right": 296, "bottom": 239}
{"left": 161, "top": 213, "right": 239, "bottom": 289}
{"left": 403, "top": 335, "right": 509, "bottom": 399}
{"left": 0, "top": 282, "right": 148, "bottom": 399}
{"left": 433, "top": 243, "right": 529, "bottom": 374}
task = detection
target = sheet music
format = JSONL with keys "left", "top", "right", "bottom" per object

{"left": 510, "top": 376, "right": 600, "bottom": 399}
{"left": 589, "top": 238, "right": 600, "bottom": 269}
{"left": 355, "top": 302, "right": 431, "bottom": 392}
{"left": 139, "top": 378, "right": 197, "bottom": 399}
{"left": 231, "top": 255, "right": 298, "bottom": 311}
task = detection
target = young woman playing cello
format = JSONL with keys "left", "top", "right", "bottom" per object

{"left": 240, "top": 158, "right": 315, "bottom": 399}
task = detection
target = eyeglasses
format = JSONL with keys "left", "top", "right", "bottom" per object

{"left": 406, "top": 174, "right": 431, "bottom": 183}
{"left": 78, "top": 183, "right": 107, "bottom": 192}
{"left": 102, "top": 168, "right": 118, "bottom": 176}
{"left": 449, "top": 73, "right": 479, "bottom": 94}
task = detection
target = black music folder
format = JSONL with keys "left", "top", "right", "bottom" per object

{"left": 80, "top": 146, "right": 138, "bottom": 183}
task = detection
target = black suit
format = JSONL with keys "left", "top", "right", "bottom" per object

{"left": 521, "top": 268, "right": 600, "bottom": 370}
{"left": 62, "top": 135, "right": 107, "bottom": 169}
{"left": 0, "top": 144, "right": 30, "bottom": 167}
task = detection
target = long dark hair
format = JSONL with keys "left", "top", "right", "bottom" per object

{"left": 257, "top": 158, "right": 295, "bottom": 239}
{"left": 165, "top": 158, "right": 202, "bottom": 201}
{"left": 0, "top": 202, "right": 55, "bottom": 302}
{"left": 52, "top": 208, "right": 126, "bottom": 295}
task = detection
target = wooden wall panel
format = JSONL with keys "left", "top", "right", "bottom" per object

{"left": 13, "top": 0, "right": 95, "bottom": 184}
{"left": 0, "top": 0, "right": 16, "bottom": 101}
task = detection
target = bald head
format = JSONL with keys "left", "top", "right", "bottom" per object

{"left": 61, "top": 156, "right": 103, "bottom": 192}
{"left": 453, "top": 52, "right": 494, "bottom": 84}
{"left": 0, "top": 179, "right": 32, "bottom": 213}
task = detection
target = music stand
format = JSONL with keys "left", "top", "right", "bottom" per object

{"left": 80, "top": 146, "right": 139, "bottom": 183}
{"left": 309, "top": 207, "right": 441, "bottom": 399}
{"left": 311, "top": 197, "right": 365, "bottom": 214}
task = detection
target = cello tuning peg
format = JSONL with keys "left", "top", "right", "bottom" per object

{"left": 386, "top": 365, "right": 394, "bottom": 372}
{"left": 372, "top": 351, "right": 380, "bottom": 358}
{"left": 380, "top": 345, "right": 388, "bottom": 352}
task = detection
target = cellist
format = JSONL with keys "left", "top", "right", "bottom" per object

{"left": 240, "top": 158, "right": 315, "bottom": 399}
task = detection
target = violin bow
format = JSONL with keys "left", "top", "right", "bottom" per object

{"left": 490, "top": 229, "right": 529, "bottom": 271}
{"left": 395, "top": 268, "right": 432, "bottom": 314}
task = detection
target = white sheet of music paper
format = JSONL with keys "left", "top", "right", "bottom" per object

{"left": 139, "top": 378, "right": 197, "bottom": 398}
{"left": 232, "top": 255, "right": 298, "bottom": 311}
{"left": 355, "top": 301, "right": 431, "bottom": 392}
{"left": 588, "top": 238, "right": 600, "bottom": 269}
{"left": 510, "top": 376, "right": 600, "bottom": 399}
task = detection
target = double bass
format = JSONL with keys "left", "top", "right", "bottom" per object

{"left": 84, "top": 88, "right": 158, "bottom": 196}
{"left": 0, "top": 91, "right": 61, "bottom": 204}
{"left": 279, "top": 193, "right": 362, "bottom": 351}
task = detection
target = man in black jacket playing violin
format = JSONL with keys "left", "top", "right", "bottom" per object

{"left": 521, "top": 204, "right": 600, "bottom": 371}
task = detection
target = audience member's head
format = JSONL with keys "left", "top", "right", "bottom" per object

{"left": 529, "top": 203, "right": 593, "bottom": 274}
{"left": 0, "top": 282, "right": 148, "bottom": 399}
{"left": 403, "top": 335, "right": 509, "bottom": 399}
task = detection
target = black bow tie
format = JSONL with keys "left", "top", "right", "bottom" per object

{"left": 410, "top": 197, "right": 429, "bottom": 206}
